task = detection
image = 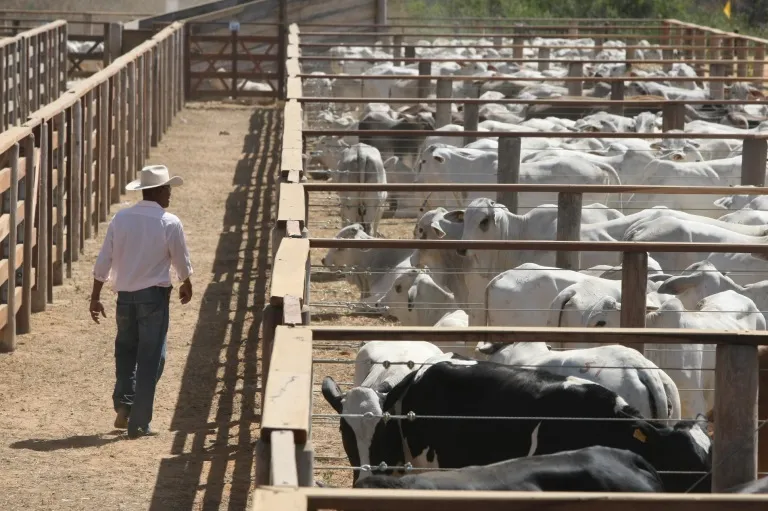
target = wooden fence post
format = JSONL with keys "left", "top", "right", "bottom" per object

{"left": 555, "top": 192, "right": 581, "bottom": 270}
{"left": 128, "top": 61, "right": 137, "bottom": 184}
{"left": 712, "top": 343, "right": 759, "bottom": 491}
{"left": 710, "top": 64, "right": 725, "bottom": 100}
{"left": 417, "top": 61, "right": 431, "bottom": 99}
{"left": 537, "top": 47, "right": 550, "bottom": 72}
{"left": 98, "top": 81, "right": 109, "bottom": 223}
{"left": 497, "top": 137, "right": 521, "bottom": 214}
{"left": 755, "top": 43, "right": 765, "bottom": 88}
{"left": 393, "top": 34, "right": 403, "bottom": 66}
{"left": 104, "top": 22, "right": 123, "bottom": 67}
{"left": 662, "top": 102, "right": 685, "bottom": 132}
{"left": 32, "top": 123, "right": 49, "bottom": 313}
{"left": 620, "top": 251, "right": 647, "bottom": 354}
{"left": 18, "top": 133, "right": 35, "bottom": 334}
{"left": 112, "top": 75, "right": 122, "bottom": 204}
{"left": 567, "top": 62, "right": 583, "bottom": 97}
{"left": 609, "top": 80, "right": 625, "bottom": 116}
{"left": 53, "top": 111, "right": 64, "bottom": 286}
{"left": 84, "top": 92, "right": 93, "bottom": 240}
{"left": 462, "top": 86, "right": 479, "bottom": 146}
{"left": 1, "top": 143, "right": 19, "bottom": 352}
{"left": 152, "top": 48, "right": 160, "bottom": 148}
{"left": 118, "top": 69, "right": 127, "bottom": 190}
{"left": 512, "top": 27, "right": 524, "bottom": 63}
{"left": 741, "top": 139, "right": 768, "bottom": 187}
{"left": 435, "top": 78, "right": 452, "bottom": 128}
{"left": 72, "top": 100, "right": 82, "bottom": 262}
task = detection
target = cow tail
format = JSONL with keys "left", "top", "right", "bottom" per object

{"left": 546, "top": 289, "right": 575, "bottom": 327}
{"left": 636, "top": 366, "right": 667, "bottom": 420}
{"left": 594, "top": 161, "right": 622, "bottom": 211}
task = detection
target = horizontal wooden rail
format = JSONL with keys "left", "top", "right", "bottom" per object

{"left": 302, "top": 130, "right": 768, "bottom": 140}
{"left": 299, "top": 56, "right": 767, "bottom": 65}
{"left": 299, "top": 31, "right": 744, "bottom": 41}
{"left": 258, "top": 486, "right": 768, "bottom": 510}
{"left": 296, "top": 97, "right": 768, "bottom": 106}
{"left": 308, "top": 238, "right": 768, "bottom": 254}
{"left": 309, "top": 325, "right": 768, "bottom": 346}
{"left": 296, "top": 73, "right": 768, "bottom": 83}
{"left": 299, "top": 42, "right": 760, "bottom": 50}
{"left": 302, "top": 183, "right": 768, "bottom": 195}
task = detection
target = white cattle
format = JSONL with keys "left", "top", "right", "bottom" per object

{"left": 713, "top": 193, "right": 768, "bottom": 212}
{"left": 585, "top": 293, "right": 765, "bottom": 418}
{"left": 477, "top": 341, "right": 681, "bottom": 420}
{"left": 320, "top": 224, "right": 414, "bottom": 304}
{"left": 623, "top": 216, "right": 768, "bottom": 281}
{"left": 354, "top": 341, "right": 444, "bottom": 388}
{"left": 656, "top": 261, "right": 768, "bottom": 323}
{"left": 374, "top": 269, "right": 472, "bottom": 357}
{"left": 335, "top": 143, "right": 389, "bottom": 235}
{"left": 411, "top": 208, "right": 471, "bottom": 307}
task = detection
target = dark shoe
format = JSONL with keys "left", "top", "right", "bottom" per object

{"left": 127, "top": 426, "right": 157, "bottom": 439}
{"left": 114, "top": 408, "right": 130, "bottom": 429}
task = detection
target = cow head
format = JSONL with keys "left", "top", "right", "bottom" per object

{"left": 457, "top": 197, "right": 507, "bottom": 257}
{"left": 321, "top": 376, "right": 403, "bottom": 484}
{"left": 320, "top": 224, "right": 372, "bottom": 268}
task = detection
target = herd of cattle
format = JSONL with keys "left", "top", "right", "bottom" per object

{"left": 303, "top": 34, "right": 768, "bottom": 494}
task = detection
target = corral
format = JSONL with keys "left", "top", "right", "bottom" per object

{"left": 3, "top": 2, "right": 768, "bottom": 510}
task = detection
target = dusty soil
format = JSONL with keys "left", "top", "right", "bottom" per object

{"left": 0, "top": 102, "right": 279, "bottom": 511}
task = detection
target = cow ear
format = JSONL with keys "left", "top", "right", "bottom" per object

{"left": 476, "top": 342, "right": 505, "bottom": 355}
{"left": 431, "top": 225, "right": 446, "bottom": 238}
{"left": 407, "top": 286, "right": 417, "bottom": 311}
{"left": 649, "top": 141, "right": 662, "bottom": 150}
{"left": 443, "top": 210, "right": 465, "bottom": 223}
{"left": 433, "top": 154, "right": 445, "bottom": 164}
{"left": 321, "top": 376, "right": 345, "bottom": 414}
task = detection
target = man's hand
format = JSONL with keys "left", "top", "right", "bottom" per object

{"left": 179, "top": 279, "right": 192, "bottom": 305}
{"left": 90, "top": 299, "right": 106, "bottom": 323}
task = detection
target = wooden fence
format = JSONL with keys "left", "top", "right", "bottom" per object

{"left": 0, "top": 21, "right": 185, "bottom": 353}
{"left": 253, "top": 18, "right": 768, "bottom": 510}
{"left": 1, "top": 21, "right": 68, "bottom": 133}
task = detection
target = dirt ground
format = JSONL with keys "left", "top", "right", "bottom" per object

{"left": 0, "top": 102, "right": 278, "bottom": 511}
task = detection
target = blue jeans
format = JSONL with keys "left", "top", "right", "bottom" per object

{"left": 112, "top": 286, "right": 171, "bottom": 434}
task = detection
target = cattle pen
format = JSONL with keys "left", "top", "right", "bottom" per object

{"left": 259, "top": 16, "right": 768, "bottom": 511}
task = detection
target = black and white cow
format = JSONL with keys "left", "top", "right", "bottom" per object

{"left": 355, "top": 445, "right": 664, "bottom": 492}
{"left": 321, "top": 354, "right": 712, "bottom": 492}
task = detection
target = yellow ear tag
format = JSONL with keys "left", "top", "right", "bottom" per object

{"left": 633, "top": 428, "right": 647, "bottom": 443}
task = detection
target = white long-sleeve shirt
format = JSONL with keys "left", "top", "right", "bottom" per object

{"left": 93, "top": 200, "right": 193, "bottom": 292}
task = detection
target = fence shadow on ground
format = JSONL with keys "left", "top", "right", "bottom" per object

{"left": 149, "top": 107, "right": 280, "bottom": 511}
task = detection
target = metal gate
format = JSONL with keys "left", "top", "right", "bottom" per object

{"left": 185, "top": 22, "right": 285, "bottom": 100}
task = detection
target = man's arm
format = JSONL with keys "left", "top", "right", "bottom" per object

{"left": 90, "top": 222, "right": 114, "bottom": 323}
{"left": 169, "top": 220, "right": 193, "bottom": 304}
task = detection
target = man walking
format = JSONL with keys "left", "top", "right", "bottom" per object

{"left": 90, "top": 164, "right": 194, "bottom": 439}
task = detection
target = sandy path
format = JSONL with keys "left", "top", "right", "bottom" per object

{"left": 0, "top": 102, "right": 278, "bottom": 511}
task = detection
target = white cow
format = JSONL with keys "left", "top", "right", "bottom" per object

{"left": 476, "top": 341, "right": 682, "bottom": 420}
{"left": 320, "top": 224, "right": 414, "bottom": 304}
{"left": 354, "top": 341, "right": 444, "bottom": 388}
{"left": 335, "top": 143, "right": 390, "bottom": 235}
{"left": 656, "top": 261, "right": 768, "bottom": 323}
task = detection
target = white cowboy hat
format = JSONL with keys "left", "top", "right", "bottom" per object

{"left": 126, "top": 164, "right": 184, "bottom": 191}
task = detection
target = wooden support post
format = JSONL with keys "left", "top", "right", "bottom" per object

{"left": 497, "top": 137, "right": 521, "bottom": 214}
{"left": 270, "top": 431, "right": 299, "bottom": 486}
{"left": 18, "top": 134, "right": 35, "bottom": 334}
{"left": 609, "top": 80, "right": 625, "bottom": 115}
{"left": 755, "top": 44, "right": 765, "bottom": 88}
{"left": 462, "top": 85, "right": 479, "bottom": 146}
{"left": 393, "top": 34, "right": 403, "bottom": 66}
{"left": 98, "top": 81, "right": 109, "bottom": 222}
{"left": 297, "top": 442, "right": 315, "bottom": 487}
{"left": 435, "top": 78, "right": 452, "bottom": 128}
{"left": 260, "top": 304, "right": 281, "bottom": 403}
{"left": 118, "top": 69, "right": 127, "bottom": 190}
{"left": 710, "top": 64, "right": 724, "bottom": 100}
{"left": 104, "top": 22, "right": 123, "bottom": 67}
{"left": 417, "top": 60, "right": 431, "bottom": 99}
{"left": 662, "top": 102, "right": 685, "bottom": 132}
{"left": 151, "top": 48, "right": 160, "bottom": 148}
{"left": 127, "top": 62, "right": 136, "bottom": 184}
{"left": 736, "top": 38, "right": 748, "bottom": 78}
{"left": 741, "top": 138, "right": 767, "bottom": 187}
{"left": 33, "top": 123, "right": 48, "bottom": 313}
{"left": 1, "top": 143, "right": 19, "bottom": 352}
{"left": 555, "top": 192, "right": 582, "bottom": 270}
{"left": 512, "top": 28, "right": 524, "bottom": 63}
{"left": 712, "top": 343, "right": 759, "bottom": 491}
{"left": 567, "top": 62, "right": 582, "bottom": 97}
{"left": 404, "top": 45, "right": 415, "bottom": 59}
{"left": 53, "top": 112, "right": 64, "bottom": 286}
{"left": 537, "top": 47, "right": 550, "bottom": 72}
{"left": 620, "top": 251, "right": 647, "bottom": 354}
{"left": 137, "top": 55, "right": 146, "bottom": 168}
{"left": 71, "top": 100, "right": 82, "bottom": 262}
{"left": 84, "top": 92, "right": 93, "bottom": 240}
{"left": 112, "top": 76, "right": 122, "bottom": 204}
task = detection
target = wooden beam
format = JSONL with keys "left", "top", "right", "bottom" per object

{"left": 261, "top": 326, "right": 312, "bottom": 443}
{"left": 270, "top": 430, "right": 299, "bottom": 486}
{"left": 298, "top": 488, "right": 768, "bottom": 511}
{"left": 309, "top": 326, "right": 768, "bottom": 346}
{"left": 270, "top": 238, "right": 309, "bottom": 307}
{"left": 252, "top": 488, "right": 306, "bottom": 511}
{"left": 277, "top": 182, "right": 306, "bottom": 230}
